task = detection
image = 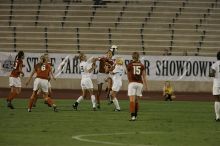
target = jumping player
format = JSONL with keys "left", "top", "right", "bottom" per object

{"left": 26, "top": 55, "right": 57, "bottom": 112}
{"left": 126, "top": 52, "right": 148, "bottom": 121}
{"left": 209, "top": 51, "right": 220, "bottom": 122}
{"left": 96, "top": 50, "right": 115, "bottom": 109}
{"left": 109, "top": 57, "right": 125, "bottom": 111}
{"left": 6, "top": 51, "right": 25, "bottom": 109}
{"left": 72, "top": 53, "right": 97, "bottom": 111}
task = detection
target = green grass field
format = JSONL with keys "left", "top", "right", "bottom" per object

{"left": 0, "top": 98, "right": 219, "bottom": 146}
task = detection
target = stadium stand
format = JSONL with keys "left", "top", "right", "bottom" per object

{"left": 0, "top": 0, "right": 219, "bottom": 56}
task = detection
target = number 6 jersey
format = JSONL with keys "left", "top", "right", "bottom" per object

{"left": 35, "top": 63, "right": 51, "bottom": 80}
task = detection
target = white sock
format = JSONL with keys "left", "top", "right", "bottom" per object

{"left": 77, "top": 96, "right": 84, "bottom": 103}
{"left": 215, "top": 101, "right": 220, "bottom": 119}
{"left": 113, "top": 98, "right": 120, "bottom": 110}
{"left": 91, "top": 95, "right": 96, "bottom": 108}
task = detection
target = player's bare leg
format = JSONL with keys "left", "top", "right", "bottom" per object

{"left": 110, "top": 90, "right": 120, "bottom": 111}
{"left": 214, "top": 95, "right": 220, "bottom": 122}
{"left": 129, "top": 95, "right": 136, "bottom": 121}
{"left": 135, "top": 97, "right": 139, "bottom": 119}
{"left": 106, "top": 78, "right": 113, "bottom": 104}
{"left": 28, "top": 91, "right": 38, "bottom": 112}
{"left": 96, "top": 83, "right": 103, "bottom": 109}
{"left": 43, "top": 92, "right": 57, "bottom": 112}
{"left": 88, "top": 88, "right": 96, "bottom": 111}
{"left": 32, "top": 90, "right": 40, "bottom": 107}
{"left": 7, "top": 86, "right": 21, "bottom": 109}
{"left": 73, "top": 89, "right": 86, "bottom": 110}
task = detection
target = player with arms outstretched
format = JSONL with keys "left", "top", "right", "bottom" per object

{"left": 26, "top": 55, "right": 57, "bottom": 112}
{"left": 126, "top": 52, "right": 147, "bottom": 121}
{"left": 6, "top": 51, "right": 25, "bottom": 109}
{"left": 72, "top": 53, "right": 97, "bottom": 111}
{"left": 209, "top": 51, "right": 220, "bottom": 122}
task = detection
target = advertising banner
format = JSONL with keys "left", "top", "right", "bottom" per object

{"left": 0, "top": 52, "right": 215, "bottom": 81}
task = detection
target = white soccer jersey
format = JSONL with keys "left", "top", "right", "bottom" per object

{"left": 80, "top": 61, "right": 93, "bottom": 79}
{"left": 212, "top": 61, "right": 220, "bottom": 87}
{"left": 112, "top": 65, "right": 124, "bottom": 81}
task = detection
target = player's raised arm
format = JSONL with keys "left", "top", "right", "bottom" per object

{"left": 87, "top": 62, "right": 97, "bottom": 73}
{"left": 50, "top": 66, "right": 56, "bottom": 80}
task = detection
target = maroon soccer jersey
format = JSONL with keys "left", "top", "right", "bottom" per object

{"left": 35, "top": 63, "right": 51, "bottom": 80}
{"left": 98, "top": 57, "right": 114, "bottom": 73}
{"left": 126, "top": 61, "right": 145, "bottom": 83}
{"left": 10, "top": 59, "right": 23, "bottom": 77}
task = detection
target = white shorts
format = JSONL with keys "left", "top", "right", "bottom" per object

{"left": 33, "top": 78, "right": 49, "bottom": 93}
{"left": 112, "top": 80, "right": 122, "bottom": 92}
{"left": 9, "top": 77, "right": 21, "bottom": 88}
{"left": 213, "top": 86, "right": 220, "bottom": 95}
{"left": 81, "top": 78, "right": 93, "bottom": 89}
{"left": 128, "top": 82, "right": 143, "bottom": 97}
{"left": 96, "top": 73, "right": 108, "bottom": 84}
{"left": 37, "top": 81, "right": 51, "bottom": 94}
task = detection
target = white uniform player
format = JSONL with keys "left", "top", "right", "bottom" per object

{"left": 210, "top": 52, "right": 220, "bottom": 122}
{"left": 109, "top": 57, "right": 125, "bottom": 111}
{"left": 211, "top": 61, "right": 220, "bottom": 95}
{"left": 73, "top": 53, "right": 97, "bottom": 110}
{"left": 80, "top": 59, "right": 94, "bottom": 89}
{"left": 112, "top": 64, "right": 124, "bottom": 92}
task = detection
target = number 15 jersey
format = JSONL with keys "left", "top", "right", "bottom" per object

{"left": 126, "top": 61, "right": 145, "bottom": 83}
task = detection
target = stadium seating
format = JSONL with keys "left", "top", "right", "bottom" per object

{"left": 0, "top": 0, "right": 219, "bottom": 56}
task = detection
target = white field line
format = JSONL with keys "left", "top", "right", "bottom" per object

{"left": 72, "top": 131, "right": 165, "bottom": 146}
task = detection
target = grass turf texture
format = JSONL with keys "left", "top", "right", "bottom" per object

{"left": 0, "top": 99, "right": 219, "bottom": 146}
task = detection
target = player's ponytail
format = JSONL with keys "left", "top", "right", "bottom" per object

{"left": 17, "top": 51, "right": 24, "bottom": 59}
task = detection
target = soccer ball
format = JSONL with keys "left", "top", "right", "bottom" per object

{"left": 110, "top": 45, "right": 118, "bottom": 52}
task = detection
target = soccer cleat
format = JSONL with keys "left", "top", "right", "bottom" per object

{"left": 7, "top": 102, "right": 14, "bottom": 109}
{"left": 114, "top": 109, "right": 120, "bottom": 112}
{"left": 28, "top": 109, "right": 31, "bottom": 112}
{"left": 53, "top": 106, "right": 58, "bottom": 112}
{"left": 93, "top": 107, "right": 97, "bottom": 111}
{"left": 97, "top": 104, "right": 101, "bottom": 109}
{"left": 215, "top": 118, "right": 220, "bottom": 122}
{"left": 72, "top": 103, "right": 78, "bottom": 110}
{"left": 129, "top": 116, "right": 136, "bottom": 121}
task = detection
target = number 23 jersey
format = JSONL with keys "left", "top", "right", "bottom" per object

{"left": 126, "top": 61, "right": 145, "bottom": 83}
